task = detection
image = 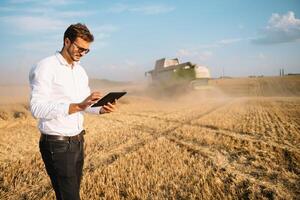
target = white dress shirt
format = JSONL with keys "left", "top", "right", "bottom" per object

{"left": 29, "top": 52, "right": 101, "bottom": 136}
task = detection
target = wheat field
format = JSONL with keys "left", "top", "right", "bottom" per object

{"left": 0, "top": 76, "right": 300, "bottom": 199}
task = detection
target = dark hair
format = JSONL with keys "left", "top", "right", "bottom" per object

{"left": 64, "top": 23, "right": 94, "bottom": 44}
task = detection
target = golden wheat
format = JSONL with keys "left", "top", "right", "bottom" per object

{"left": 0, "top": 76, "right": 300, "bottom": 199}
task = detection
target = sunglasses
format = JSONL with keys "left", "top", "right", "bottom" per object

{"left": 72, "top": 42, "right": 90, "bottom": 54}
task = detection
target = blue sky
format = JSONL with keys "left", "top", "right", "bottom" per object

{"left": 0, "top": 0, "right": 300, "bottom": 84}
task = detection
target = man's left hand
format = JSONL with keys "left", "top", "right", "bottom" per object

{"left": 100, "top": 100, "right": 117, "bottom": 114}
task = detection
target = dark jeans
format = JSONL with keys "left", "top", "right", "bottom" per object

{"left": 39, "top": 138, "right": 84, "bottom": 200}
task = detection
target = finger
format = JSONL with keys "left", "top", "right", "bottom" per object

{"left": 86, "top": 94, "right": 100, "bottom": 102}
{"left": 90, "top": 100, "right": 98, "bottom": 104}
{"left": 91, "top": 91, "right": 101, "bottom": 96}
{"left": 91, "top": 93, "right": 102, "bottom": 98}
{"left": 103, "top": 104, "right": 113, "bottom": 111}
{"left": 102, "top": 106, "right": 110, "bottom": 113}
{"left": 91, "top": 94, "right": 101, "bottom": 99}
{"left": 107, "top": 102, "right": 116, "bottom": 106}
{"left": 103, "top": 105, "right": 114, "bottom": 112}
{"left": 90, "top": 94, "right": 101, "bottom": 100}
{"left": 107, "top": 102, "right": 116, "bottom": 110}
{"left": 89, "top": 99, "right": 99, "bottom": 105}
{"left": 109, "top": 104, "right": 116, "bottom": 112}
{"left": 91, "top": 96, "right": 100, "bottom": 101}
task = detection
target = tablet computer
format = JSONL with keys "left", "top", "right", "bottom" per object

{"left": 91, "top": 92, "right": 127, "bottom": 107}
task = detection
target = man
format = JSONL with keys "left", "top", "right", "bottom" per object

{"left": 29, "top": 23, "right": 116, "bottom": 200}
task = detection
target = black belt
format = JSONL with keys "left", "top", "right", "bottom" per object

{"left": 40, "top": 130, "right": 85, "bottom": 142}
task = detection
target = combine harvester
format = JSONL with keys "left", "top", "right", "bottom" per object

{"left": 145, "top": 58, "right": 211, "bottom": 95}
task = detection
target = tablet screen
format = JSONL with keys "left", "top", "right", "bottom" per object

{"left": 91, "top": 92, "right": 127, "bottom": 107}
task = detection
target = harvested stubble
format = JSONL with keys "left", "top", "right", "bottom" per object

{"left": 1, "top": 78, "right": 300, "bottom": 199}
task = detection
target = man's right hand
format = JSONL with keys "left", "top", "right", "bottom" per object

{"left": 69, "top": 92, "right": 102, "bottom": 114}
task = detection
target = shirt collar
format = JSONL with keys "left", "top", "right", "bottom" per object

{"left": 55, "top": 51, "right": 80, "bottom": 68}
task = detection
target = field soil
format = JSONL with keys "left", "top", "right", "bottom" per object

{"left": 0, "top": 76, "right": 299, "bottom": 199}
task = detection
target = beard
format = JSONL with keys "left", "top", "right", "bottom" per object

{"left": 67, "top": 47, "right": 81, "bottom": 62}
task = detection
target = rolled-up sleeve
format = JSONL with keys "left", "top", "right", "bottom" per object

{"left": 29, "top": 64, "right": 70, "bottom": 119}
{"left": 85, "top": 105, "right": 101, "bottom": 115}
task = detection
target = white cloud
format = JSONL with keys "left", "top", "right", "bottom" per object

{"left": 268, "top": 11, "right": 300, "bottom": 30}
{"left": 197, "top": 43, "right": 219, "bottom": 49}
{"left": 0, "top": 3, "right": 98, "bottom": 33}
{"left": 89, "top": 24, "right": 119, "bottom": 47}
{"left": 42, "top": 0, "right": 84, "bottom": 6}
{"left": 0, "top": 15, "right": 65, "bottom": 32}
{"left": 0, "top": 2, "right": 117, "bottom": 47}
{"left": 217, "top": 38, "right": 242, "bottom": 45}
{"left": 107, "top": 3, "right": 128, "bottom": 13}
{"left": 58, "top": 10, "right": 95, "bottom": 18}
{"left": 252, "top": 11, "right": 300, "bottom": 44}
{"left": 0, "top": 4, "right": 96, "bottom": 17}
{"left": 23, "top": 7, "right": 53, "bottom": 14}
{"left": 17, "top": 41, "right": 60, "bottom": 51}
{"left": 195, "top": 37, "right": 243, "bottom": 49}
{"left": 8, "top": 0, "right": 40, "bottom": 3}
{"left": 9, "top": 0, "right": 84, "bottom": 5}
{"left": 130, "top": 5, "right": 175, "bottom": 15}
{"left": 108, "top": 3, "right": 175, "bottom": 15}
